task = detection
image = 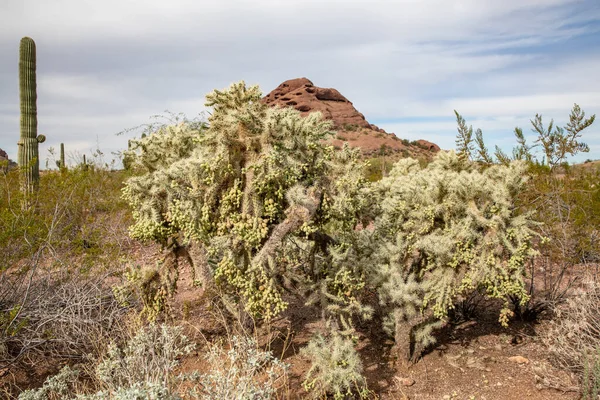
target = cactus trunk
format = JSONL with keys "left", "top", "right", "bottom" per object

{"left": 60, "top": 142, "right": 65, "bottom": 169}
{"left": 17, "top": 37, "right": 45, "bottom": 194}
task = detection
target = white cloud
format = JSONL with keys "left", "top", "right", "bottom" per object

{"left": 0, "top": 0, "right": 599, "bottom": 165}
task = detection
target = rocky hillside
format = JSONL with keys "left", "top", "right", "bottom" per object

{"left": 262, "top": 78, "right": 439, "bottom": 158}
{"left": 0, "top": 148, "right": 17, "bottom": 169}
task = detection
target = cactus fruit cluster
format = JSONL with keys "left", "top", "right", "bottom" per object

{"left": 17, "top": 37, "right": 45, "bottom": 193}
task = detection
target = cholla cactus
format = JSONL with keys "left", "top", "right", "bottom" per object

{"left": 370, "top": 150, "right": 537, "bottom": 361}
{"left": 301, "top": 333, "right": 369, "bottom": 399}
{"left": 122, "top": 81, "right": 369, "bottom": 322}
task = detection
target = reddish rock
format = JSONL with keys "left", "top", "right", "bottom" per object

{"left": 263, "top": 78, "right": 371, "bottom": 129}
{"left": 262, "top": 78, "right": 440, "bottom": 158}
{"left": 508, "top": 356, "right": 529, "bottom": 365}
{"left": 416, "top": 140, "right": 440, "bottom": 152}
{"left": 0, "top": 148, "right": 17, "bottom": 170}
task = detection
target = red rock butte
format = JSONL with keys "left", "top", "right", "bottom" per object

{"left": 262, "top": 78, "right": 440, "bottom": 158}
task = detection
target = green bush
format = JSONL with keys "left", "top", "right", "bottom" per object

{"left": 0, "top": 165, "right": 130, "bottom": 272}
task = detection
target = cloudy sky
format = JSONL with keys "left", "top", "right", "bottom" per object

{"left": 1, "top": 0, "right": 599, "bottom": 168}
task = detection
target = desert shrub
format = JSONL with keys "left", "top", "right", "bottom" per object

{"left": 301, "top": 333, "right": 369, "bottom": 400}
{"left": 0, "top": 164, "right": 131, "bottom": 273}
{"left": 518, "top": 164, "right": 600, "bottom": 314}
{"left": 454, "top": 104, "right": 598, "bottom": 316}
{"left": 342, "top": 123, "right": 359, "bottom": 132}
{"left": 370, "top": 150, "right": 536, "bottom": 361}
{"left": 18, "top": 365, "right": 81, "bottom": 400}
{"left": 0, "top": 161, "right": 135, "bottom": 373}
{"left": 94, "top": 324, "right": 194, "bottom": 393}
{"left": 121, "top": 81, "right": 370, "bottom": 328}
{"left": 19, "top": 324, "right": 191, "bottom": 400}
{"left": 583, "top": 347, "right": 600, "bottom": 400}
{"left": 20, "top": 329, "right": 289, "bottom": 400}
{"left": 193, "top": 335, "right": 287, "bottom": 399}
{"left": 540, "top": 281, "right": 600, "bottom": 395}
{"left": 21, "top": 370, "right": 177, "bottom": 400}
{"left": 0, "top": 272, "right": 132, "bottom": 371}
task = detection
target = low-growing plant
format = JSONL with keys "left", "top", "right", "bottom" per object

{"left": 19, "top": 324, "right": 192, "bottom": 400}
{"left": 1, "top": 269, "right": 132, "bottom": 372}
{"left": 193, "top": 335, "right": 288, "bottom": 399}
{"left": 540, "top": 281, "right": 600, "bottom": 395}
{"left": 18, "top": 365, "right": 81, "bottom": 400}
{"left": 301, "top": 332, "right": 370, "bottom": 400}
{"left": 94, "top": 324, "right": 194, "bottom": 393}
{"left": 582, "top": 347, "right": 600, "bottom": 400}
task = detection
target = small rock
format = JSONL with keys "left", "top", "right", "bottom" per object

{"left": 443, "top": 395, "right": 451, "bottom": 400}
{"left": 508, "top": 355, "right": 529, "bottom": 365}
{"left": 494, "top": 344, "right": 503, "bottom": 351}
{"left": 396, "top": 376, "right": 416, "bottom": 386}
{"left": 365, "top": 364, "right": 378, "bottom": 372}
{"left": 466, "top": 357, "right": 487, "bottom": 370}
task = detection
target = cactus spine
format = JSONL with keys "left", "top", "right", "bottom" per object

{"left": 17, "top": 37, "right": 45, "bottom": 193}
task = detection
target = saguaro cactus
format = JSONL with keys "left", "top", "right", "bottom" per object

{"left": 56, "top": 143, "right": 65, "bottom": 169}
{"left": 17, "top": 37, "right": 45, "bottom": 193}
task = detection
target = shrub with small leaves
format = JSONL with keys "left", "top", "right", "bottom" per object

{"left": 19, "top": 366, "right": 81, "bottom": 400}
{"left": 193, "top": 335, "right": 288, "bottom": 399}
{"left": 94, "top": 324, "right": 194, "bottom": 394}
